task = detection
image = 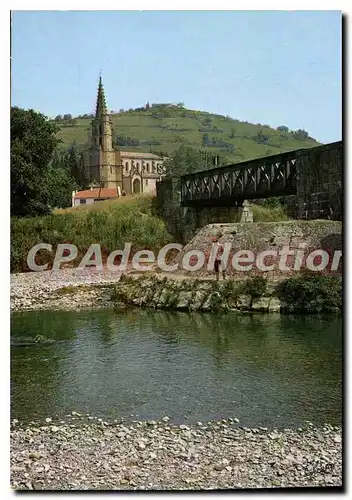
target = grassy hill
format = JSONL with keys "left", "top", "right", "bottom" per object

{"left": 56, "top": 106, "right": 320, "bottom": 163}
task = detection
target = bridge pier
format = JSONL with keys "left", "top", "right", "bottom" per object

{"left": 180, "top": 204, "right": 253, "bottom": 242}
{"left": 156, "top": 178, "right": 253, "bottom": 243}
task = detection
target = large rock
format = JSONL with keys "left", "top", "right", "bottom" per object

{"left": 251, "top": 297, "right": 270, "bottom": 312}
{"left": 190, "top": 290, "right": 208, "bottom": 310}
{"left": 236, "top": 294, "right": 252, "bottom": 310}
{"left": 268, "top": 297, "right": 281, "bottom": 312}
{"left": 176, "top": 291, "right": 193, "bottom": 309}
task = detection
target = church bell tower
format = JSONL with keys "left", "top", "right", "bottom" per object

{"left": 86, "top": 76, "right": 123, "bottom": 191}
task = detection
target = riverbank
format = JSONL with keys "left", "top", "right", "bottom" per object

{"left": 10, "top": 417, "right": 342, "bottom": 490}
{"left": 111, "top": 273, "right": 342, "bottom": 314}
{"left": 10, "top": 267, "right": 123, "bottom": 312}
{"left": 11, "top": 268, "right": 342, "bottom": 314}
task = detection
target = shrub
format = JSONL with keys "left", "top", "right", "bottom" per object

{"left": 244, "top": 276, "right": 267, "bottom": 298}
{"left": 251, "top": 204, "right": 288, "bottom": 222}
{"left": 275, "top": 274, "right": 342, "bottom": 313}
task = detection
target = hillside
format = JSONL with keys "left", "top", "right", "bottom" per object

{"left": 56, "top": 106, "right": 320, "bottom": 163}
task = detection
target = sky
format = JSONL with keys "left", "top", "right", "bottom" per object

{"left": 11, "top": 10, "right": 342, "bottom": 143}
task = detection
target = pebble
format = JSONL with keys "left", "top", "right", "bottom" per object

{"left": 11, "top": 268, "right": 124, "bottom": 312}
{"left": 10, "top": 418, "right": 342, "bottom": 491}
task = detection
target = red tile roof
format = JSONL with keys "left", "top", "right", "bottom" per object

{"left": 73, "top": 189, "right": 118, "bottom": 199}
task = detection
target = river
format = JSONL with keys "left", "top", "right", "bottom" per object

{"left": 11, "top": 309, "right": 342, "bottom": 428}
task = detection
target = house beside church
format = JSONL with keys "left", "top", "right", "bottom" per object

{"left": 72, "top": 77, "right": 166, "bottom": 207}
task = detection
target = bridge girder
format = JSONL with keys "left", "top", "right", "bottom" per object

{"left": 181, "top": 150, "right": 299, "bottom": 207}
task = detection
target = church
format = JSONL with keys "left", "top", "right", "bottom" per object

{"left": 72, "top": 77, "right": 166, "bottom": 207}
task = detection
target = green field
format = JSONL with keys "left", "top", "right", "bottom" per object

{"left": 56, "top": 106, "right": 320, "bottom": 163}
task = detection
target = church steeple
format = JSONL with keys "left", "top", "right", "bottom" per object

{"left": 95, "top": 75, "right": 107, "bottom": 119}
{"left": 91, "top": 75, "right": 113, "bottom": 152}
{"left": 86, "top": 77, "right": 123, "bottom": 192}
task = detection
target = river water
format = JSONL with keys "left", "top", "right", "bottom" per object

{"left": 11, "top": 309, "right": 342, "bottom": 428}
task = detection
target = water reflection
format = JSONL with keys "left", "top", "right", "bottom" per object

{"left": 11, "top": 309, "right": 342, "bottom": 427}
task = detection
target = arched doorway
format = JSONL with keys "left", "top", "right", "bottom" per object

{"left": 133, "top": 178, "right": 141, "bottom": 194}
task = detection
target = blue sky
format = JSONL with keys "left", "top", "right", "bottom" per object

{"left": 11, "top": 10, "right": 342, "bottom": 143}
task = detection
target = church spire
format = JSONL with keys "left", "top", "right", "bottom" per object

{"left": 95, "top": 75, "right": 108, "bottom": 118}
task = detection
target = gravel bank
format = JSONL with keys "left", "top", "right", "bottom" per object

{"left": 10, "top": 268, "right": 123, "bottom": 312}
{"left": 10, "top": 417, "right": 342, "bottom": 491}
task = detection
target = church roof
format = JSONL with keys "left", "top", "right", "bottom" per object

{"left": 73, "top": 188, "right": 118, "bottom": 199}
{"left": 120, "top": 152, "right": 164, "bottom": 159}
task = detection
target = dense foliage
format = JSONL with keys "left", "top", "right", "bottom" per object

{"left": 11, "top": 107, "right": 61, "bottom": 216}
{"left": 163, "top": 145, "right": 227, "bottom": 178}
{"left": 244, "top": 276, "right": 268, "bottom": 298}
{"left": 11, "top": 195, "right": 172, "bottom": 273}
{"left": 11, "top": 107, "right": 90, "bottom": 216}
{"left": 276, "top": 274, "right": 342, "bottom": 313}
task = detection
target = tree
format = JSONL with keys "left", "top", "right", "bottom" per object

{"left": 163, "top": 145, "right": 228, "bottom": 179}
{"left": 294, "top": 129, "right": 309, "bottom": 139}
{"left": 66, "top": 142, "right": 90, "bottom": 190}
{"left": 11, "top": 107, "right": 61, "bottom": 216}
{"left": 47, "top": 151, "right": 77, "bottom": 209}
{"left": 277, "top": 125, "right": 289, "bottom": 133}
{"left": 256, "top": 130, "right": 269, "bottom": 144}
{"left": 203, "top": 117, "right": 212, "bottom": 126}
{"left": 63, "top": 113, "right": 72, "bottom": 120}
{"left": 229, "top": 127, "right": 236, "bottom": 138}
{"left": 114, "top": 134, "right": 139, "bottom": 147}
{"left": 202, "top": 133, "right": 210, "bottom": 146}
{"left": 54, "top": 114, "right": 62, "bottom": 121}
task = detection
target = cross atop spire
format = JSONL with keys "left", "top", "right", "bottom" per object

{"left": 95, "top": 75, "right": 107, "bottom": 118}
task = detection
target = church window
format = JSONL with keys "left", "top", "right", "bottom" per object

{"left": 136, "top": 162, "right": 140, "bottom": 172}
{"left": 145, "top": 179, "right": 148, "bottom": 186}
{"left": 146, "top": 163, "right": 150, "bottom": 173}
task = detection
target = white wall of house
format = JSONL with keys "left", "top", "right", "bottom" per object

{"left": 73, "top": 198, "right": 95, "bottom": 207}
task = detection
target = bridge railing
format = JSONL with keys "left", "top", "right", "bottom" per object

{"left": 180, "top": 148, "right": 303, "bottom": 206}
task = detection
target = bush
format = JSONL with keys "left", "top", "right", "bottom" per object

{"left": 251, "top": 204, "right": 288, "bottom": 222}
{"left": 260, "top": 197, "right": 283, "bottom": 209}
{"left": 115, "top": 135, "right": 139, "bottom": 147}
{"left": 244, "top": 276, "right": 267, "bottom": 298}
{"left": 293, "top": 129, "right": 309, "bottom": 140}
{"left": 275, "top": 274, "right": 342, "bottom": 313}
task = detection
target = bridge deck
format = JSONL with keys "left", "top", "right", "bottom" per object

{"left": 180, "top": 148, "right": 304, "bottom": 207}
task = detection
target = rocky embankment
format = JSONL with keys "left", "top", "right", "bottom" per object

{"left": 10, "top": 417, "right": 342, "bottom": 491}
{"left": 112, "top": 274, "right": 282, "bottom": 312}
{"left": 111, "top": 273, "right": 342, "bottom": 314}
